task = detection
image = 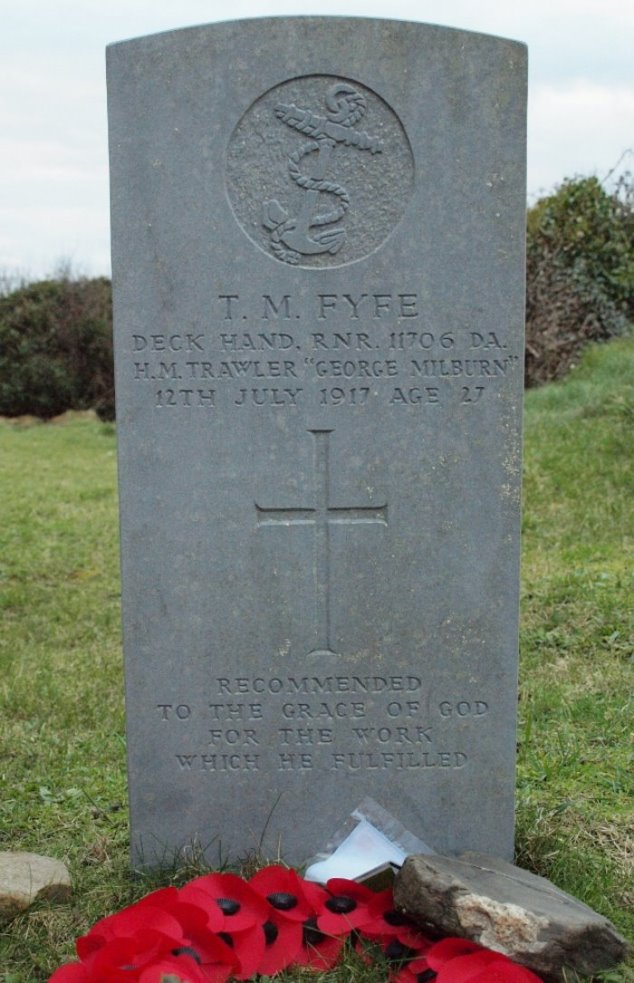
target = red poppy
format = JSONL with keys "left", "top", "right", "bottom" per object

{"left": 172, "top": 885, "right": 265, "bottom": 978}
{"left": 213, "top": 923, "right": 265, "bottom": 981}
{"left": 76, "top": 889, "right": 238, "bottom": 983}
{"left": 427, "top": 938, "right": 483, "bottom": 968}
{"left": 375, "top": 927, "right": 434, "bottom": 955}
{"left": 250, "top": 865, "right": 315, "bottom": 922}
{"left": 172, "top": 925, "right": 239, "bottom": 983}
{"left": 70, "top": 936, "right": 152, "bottom": 981}
{"left": 79, "top": 891, "right": 187, "bottom": 955}
{"left": 299, "top": 877, "right": 331, "bottom": 915}
{"left": 295, "top": 917, "right": 346, "bottom": 971}
{"left": 163, "top": 893, "right": 227, "bottom": 937}
{"left": 245, "top": 872, "right": 346, "bottom": 973}
{"left": 359, "top": 887, "right": 406, "bottom": 931}
{"left": 138, "top": 953, "right": 209, "bottom": 983}
{"left": 381, "top": 937, "right": 432, "bottom": 968}
{"left": 174, "top": 887, "right": 232, "bottom": 934}
{"left": 360, "top": 887, "right": 433, "bottom": 949}
{"left": 317, "top": 878, "right": 375, "bottom": 934}
{"left": 179, "top": 873, "right": 269, "bottom": 932}
{"left": 392, "top": 954, "right": 436, "bottom": 983}
{"left": 427, "top": 939, "right": 543, "bottom": 983}
{"left": 255, "top": 907, "right": 304, "bottom": 975}
{"left": 48, "top": 964, "right": 92, "bottom": 983}
{"left": 465, "top": 960, "right": 544, "bottom": 983}
{"left": 78, "top": 928, "right": 175, "bottom": 974}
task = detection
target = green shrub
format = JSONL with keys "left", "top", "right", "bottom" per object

{"left": 0, "top": 275, "right": 114, "bottom": 420}
{"left": 525, "top": 173, "right": 634, "bottom": 386}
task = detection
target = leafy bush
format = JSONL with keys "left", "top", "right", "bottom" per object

{"left": 0, "top": 275, "right": 114, "bottom": 420}
{"left": 525, "top": 172, "right": 634, "bottom": 386}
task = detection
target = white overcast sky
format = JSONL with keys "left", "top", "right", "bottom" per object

{"left": 1, "top": 0, "right": 632, "bottom": 280}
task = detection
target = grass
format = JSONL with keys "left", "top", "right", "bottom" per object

{"left": 515, "top": 337, "right": 634, "bottom": 951}
{"left": 1, "top": 338, "right": 633, "bottom": 982}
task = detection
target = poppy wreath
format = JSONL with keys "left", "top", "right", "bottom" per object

{"left": 49, "top": 865, "right": 544, "bottom": 983}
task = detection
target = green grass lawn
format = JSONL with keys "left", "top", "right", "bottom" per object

{"left": 1, "top": 339, "right": 632, "bottom": 982}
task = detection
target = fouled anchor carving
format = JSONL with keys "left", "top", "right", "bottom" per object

{"left": 263, "top": 83, "right": 383, "bottom": 264}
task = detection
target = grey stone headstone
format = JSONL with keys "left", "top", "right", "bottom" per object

{"left": 107, "top": 17, "right": 527, "bottom": 868}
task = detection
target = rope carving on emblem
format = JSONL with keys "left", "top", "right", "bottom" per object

{"left": 262, "top": 83, "right": 383, "bottom": 265}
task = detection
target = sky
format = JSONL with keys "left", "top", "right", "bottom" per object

{"left": 1, "top": 0, "right": 632, "bottom": 280}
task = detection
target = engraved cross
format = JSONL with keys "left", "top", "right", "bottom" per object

{"left": 256, "top": 429, "right": 387, "bottom": 656}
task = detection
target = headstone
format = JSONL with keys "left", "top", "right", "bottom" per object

{"left": 107, "top": 17, "right": 527, "bottom": 868}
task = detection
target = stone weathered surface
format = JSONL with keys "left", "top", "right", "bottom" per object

{"left": 107, "top": 18, "right": 527, "bottom": 867}
{"left": 0, "top": 851, "right": 72, "bottom": 922}
{"left": 394, "top": 852, "right": 628, "bottom": 979}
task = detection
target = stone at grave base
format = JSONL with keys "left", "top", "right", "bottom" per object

{"left": 0, "top": 851, "right": 72, "bottom": 922}
{"left": 394, "top": 852, "right": 628, "bottom": 981}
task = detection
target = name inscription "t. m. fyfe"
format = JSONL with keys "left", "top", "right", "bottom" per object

{"left": 255, "top": 429, "right": 387, "bottom": 655}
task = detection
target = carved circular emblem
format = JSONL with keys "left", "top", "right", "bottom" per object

{"left": 226, "top": 75, "right": 414, "bottom": 268}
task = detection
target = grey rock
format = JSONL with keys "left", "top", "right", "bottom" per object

{"left": 394, "top": 852, "right": 628, "bottom": 979}
{"left": 0, "top": 851, "right": 72, "bottom": 922}
{"left": 107, "top": 17, "right": 527, "bottom": 868}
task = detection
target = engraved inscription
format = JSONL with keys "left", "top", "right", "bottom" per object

{"left": 226, "top": 76, "right": 414, "bottom": 268}
{"left": 176, "top": 753, "right": 260, "bottom": 771}
{"left": 154, "top": 680, "right": 490, "bottom": 774}
{"left": 439, "top": 700, "right": 489, "bottom": 717}
{"left": 214, "top": 674, "right": 422, "bottom": 694}
{"left": 127, "top": 291, "right": 522, "bottom": 412}
{"left": 330, "top": 751, "right": 467, "bottom": 769}
{"left": 279, "top": 727, "right": 334, "bottom": 744}
{"left": 255, "top": 429, "right": 387, "bottom": 657}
